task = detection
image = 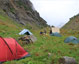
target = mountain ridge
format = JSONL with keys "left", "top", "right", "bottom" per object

{"left": 0, "top": 0, "right": 48, "bottom": 29}
{"left": 62, "top": 14, "right": 79, "bottom": 30}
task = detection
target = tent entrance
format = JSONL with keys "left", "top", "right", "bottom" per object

{"left": 25, "top": 32, "right": 30, "bottom": 35}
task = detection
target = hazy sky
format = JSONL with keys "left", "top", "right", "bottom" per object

{"left": 30, "top": 0, "right": 79, "bottom": 27}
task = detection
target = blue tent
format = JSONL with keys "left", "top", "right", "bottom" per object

{"left": 50, "top": 32, "right": 62, "bottom": 37}
{"left": 64, "top": 36, "right": 79, "bottom": 44}
{"left": 19, "top": 29, "right": 33, "bottom": 35}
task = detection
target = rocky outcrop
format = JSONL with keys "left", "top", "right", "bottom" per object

{"left": 0, "top": 0, "right": 47, "bottom": 28}
{"left": 62, "top": 14, "right": 79, "bottom": 30}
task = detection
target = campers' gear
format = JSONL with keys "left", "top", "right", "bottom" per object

{"left": 64, "top": 36, "right": 79, "bottom": 44}
{"left": 19, "top": 29, "right": 32, "bottom": 35}
{"left": 19, "top": 29, "right": 37, "bottom": 43}
{"left": 50, "top": 27, "right": 60, "bottom": 33}
{"left": 18, "top": 36, "right": 31, "bottom": 44}
{"left": 44, "top": 30, "right": 46, "bottom": 34}
{"left": 19, "top": 35, "right": 37, "bottom": 44}
{"left": 0, "top": 36, "right": 29, "bottom": 62}
{"left": 50, "top": 32, "right": 62, "bottom": 37}
{"left": 40, "top": 30, "right": 47, "bottom": 35}
{"left": 40, "top": 31, "right": 43, "bottom": 35}
{"left": 29, "top": 35, "right": 37, "bottom": 42}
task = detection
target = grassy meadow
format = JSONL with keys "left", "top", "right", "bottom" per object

{"left": 0, "top": 10, "right": 79, "bottom": 64}
{"left": 4, "top": 30, "right": 79, "bottom": 64}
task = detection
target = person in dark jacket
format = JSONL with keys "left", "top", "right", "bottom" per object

{"left": 50, "top": 30, "right": 52, "bottom": 34}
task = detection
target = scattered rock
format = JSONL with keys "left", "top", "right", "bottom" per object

{"left": 44, "top": 49, "right": 48, "bottom": 52}
{"left": 48, "top": 52, "right": 52, "bottom": 57}
{"left": 35, "top": 53, "right": 39, "bottom": 56}
{"left": 58, "top": 56, "right": 77, "bottom": 64}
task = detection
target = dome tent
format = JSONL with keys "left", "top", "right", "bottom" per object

{"left": 0, "top": 36, "right": 29, "bottom": 62}
{"left": 19, "top": 29, "right": 37, "bottom": 43}
{"left": 64, "top": 36, "right": 79, "bottom": 44}
{"left": 50, "top": 32, "right": 62, "bottom": 37}
{"left": 19, "top": 29, "right": 32, "bottom": 35}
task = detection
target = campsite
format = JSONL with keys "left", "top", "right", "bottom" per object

{"left": 0, "top": 0, "right": 79, "bottom": 64}
{"left": 0, "top": 22, "right": 79, "bottom": 64}
{"left": 0, "top": 10, "right": 79, "bottom": 64}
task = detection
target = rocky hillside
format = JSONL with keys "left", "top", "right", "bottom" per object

{"left": 62, "top": 14, "right": 79, "bottom": 30}
{"left": 0, "top": 0, "right": 47, "bottom": 28}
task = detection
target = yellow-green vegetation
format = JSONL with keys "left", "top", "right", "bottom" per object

{"left": 0, "top": 14, "right": 21, "bottom": 38}
{"left": 4, "top": 31, "right": 79, "bottom": 64}
{"left": 0, "top": 10, "right": 79, "bottom": 64}
{"left": 0, "top": 9, "right": 32, "bottom": 38}
{"left": 62, "top": 14, "right": 79, "bottom": 30}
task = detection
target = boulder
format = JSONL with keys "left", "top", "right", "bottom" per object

{"left": 59, "top": 56, "right": 77, "bottom": 64}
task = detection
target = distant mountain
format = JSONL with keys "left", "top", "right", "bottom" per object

{"left": 0, "top": 0, "right": 48, "bottom": 29}
{"left": 62, "top": 14, "right": 79, "bottom": 30}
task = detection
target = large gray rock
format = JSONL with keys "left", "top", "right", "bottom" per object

{"left": 59, "top": 56, "right": 77, "bottom": 64}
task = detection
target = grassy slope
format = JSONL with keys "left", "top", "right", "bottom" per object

{"left": 5, "top": 32, "right": 79, "bottom": 64}
{"left": 0, "top": 9, "right": 33, "bottom": 38}
{"left": 0, "top": 10, "right": 20, "bottom": 38}
{"left": 0, "top": 10, "right": 79, "bottom": 64}
{"left": 62, "top": 14, "right": 79, "bottom": 30}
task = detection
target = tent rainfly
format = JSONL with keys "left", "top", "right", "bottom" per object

{"left": 64, "top": 36, "right": 79, "bottom": 44}
{"left": 0, "top": 36, "right": 30, "bottom": 62}
{"left": 50, "top": 32, "right": 62, "bottom": 37}
{"left": 19, "top": 29, "right": 32, "bottom": 35}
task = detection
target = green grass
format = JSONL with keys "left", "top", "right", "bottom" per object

{"left": 0, "top": 10, "right": 79, "bottom": 64}
{"left": 4, "top": 31, "right": 79, "bottom": 64}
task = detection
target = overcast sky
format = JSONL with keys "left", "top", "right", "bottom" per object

{"left": 30, "top": 0, "right": 79, "bottom": 28}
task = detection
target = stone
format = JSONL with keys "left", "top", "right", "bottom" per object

{"left": 59, "top": 56, "right": 77, "bottom": 64}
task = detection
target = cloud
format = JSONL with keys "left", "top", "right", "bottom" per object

{"left": 30, "top": 0, "right": 79, "bottom": 27}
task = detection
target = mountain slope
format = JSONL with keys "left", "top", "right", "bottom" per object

{"left": 0, "top": 9, "right": 23, "bottom": 37}
{"left": 62, "top": 14, "right": 79, "bottom": 30}
{"left": 0, "top": 0, "right": 47, "bottom": 28}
